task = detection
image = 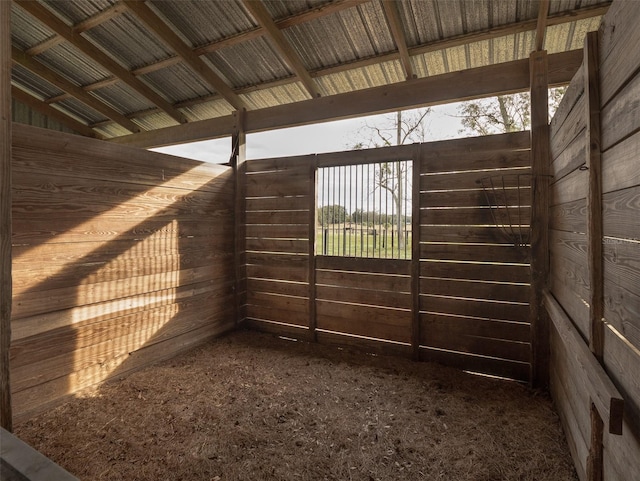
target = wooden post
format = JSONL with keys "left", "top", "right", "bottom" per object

{"left": 1, "top": 0, "right": 13, "bottom": 431}
{"left": 584, "top": 31, "right": 604, "bottom": 361}
{"left": 584, "top": 30, "right": 606, "bottom": 481}
{"left": 308, "top": 158, "right": 317, "bottom": 342}
{"left": 529, "top": 50, "right": 550, "bottom": 388}
{"left": 231, "top": 109, "right": 247, "bottom": 326}
{"left": 411, "top": 148, "right": 421, "bottom": 360}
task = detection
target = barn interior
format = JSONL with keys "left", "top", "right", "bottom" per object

{"left": 1, "top": 1, "right": 638, "bottom": 480}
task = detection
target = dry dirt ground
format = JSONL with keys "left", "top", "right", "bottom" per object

{"left": 15, "top": 330, "right": 578, "bottom": 481}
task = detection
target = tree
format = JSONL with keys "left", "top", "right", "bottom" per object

{"left": 318, "top": 204, "right": 347, "bottom": 226}
{"left": 352, "top": 108, "right": 431, "bottom": 249}
{"left": 457, "top": 88, "right": 566, "bottom": 136}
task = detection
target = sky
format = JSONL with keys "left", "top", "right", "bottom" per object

{"left": 151, "top": 102, "right": 467, "bottom": 162}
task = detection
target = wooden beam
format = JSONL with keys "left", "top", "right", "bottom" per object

{"left": 544, "top": 290, "right": 624, "bottom": 435}
{"left": 24, "top": 2, "right": 128, "bottom": 56}
{"left": 587, "top": 403, "right": 604, "bottom": 481}
{"left": 584, "top": 31, "right": 604, "bottom": 360}
{"left": 110, "top": 49, "right": 581, "bottom": 148}
{"left": 242, "top": 0, "right": 320, "bottom": 98}
{"left": 411, "top": 147, "right": 421, "bottom": 360}
{"left": 529, "top": 49, "right": 550, "bottom": 388}
{"left": 12, "top": 46, "right": 142, "bottom": 133}
{"left": 308, "top": 157, "right": 318, "bottom": 342}
{"left": 0, "top": 0, "right": 12, "bottom": 432}
{"left": 122, "top": 0, "right": 248, "bottom": 111}
{"left": 535, "top": 0, "right": 551, "bottom": 51}
{"left": 381, "top": 0, "right": 414, "bottom": 79}
{"left": 15, "top": 0, "right": 188, "bottom": 124}
{"left": 11, "top": 86, "right": 103, "bottom": 139}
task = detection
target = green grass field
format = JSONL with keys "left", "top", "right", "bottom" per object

{"left": 316, "top": 227, "right": 411, "bottom": 259}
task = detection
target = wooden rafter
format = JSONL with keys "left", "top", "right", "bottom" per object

{"left": 12, "top": 86, "right": 102, "bottom": 138}
{"left": 110, "top": 49, "right": 582, "bottom": 148}
{"left": 535, "top": 0, "right": 551, "bottom": 51}
{"left": 12, "top": 46, "right": 142, "bottom": 133}
{"left": 122, "top": 0, "right": 248, "bottom": 111}
{"left": 15, "top": 0, "right": 188, "bottom": 124}
{"left": 77, "top": 2, "right": 607, "bottom": 127}
{"left": 381, "top": 0, "right": 414, "bottom": 80}
{"left": 25, "top": 4, "right": 128, "bottom": 56}
{"left": 241, "top": 0, "right": 321, "bottom": 98}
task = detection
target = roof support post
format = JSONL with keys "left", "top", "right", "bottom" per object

{"left": 529, "top": 49, "right": 550, "bottom": 389}
{"left": 231, "top": 110, "right": 247, "bottom": 326}
{"left": 1, "top": 0, "right": 13, "bottom": 431}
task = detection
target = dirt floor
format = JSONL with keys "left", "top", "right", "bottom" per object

{"left": 15, "top": 330, "right": 578, "bottom": 481}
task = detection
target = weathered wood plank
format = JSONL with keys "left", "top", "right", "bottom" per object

{"left": 246, "top": 278, "right": 309, "bottom": 299}
{"left": 245, "top": 304, "right": 309, "bottom": 327}
{"left": 550, "top": 199, "right": 587, "bottom": 233}
{"left": 544, "top": 290, "right": 624, "bottom": 435}
{"left": 420, "top": 277, "right": 530, "bottom": 303}
{"left": 246, "top": 154, "right": 315, "bottom": 173}
{"left": 245, "top": 196, "right": 309, "bottom": 212}
{"left": 246, "top": 263, "right": 308, "bottom": 283}
{"left": 420, "top": 243, "right": 529, "bottom": 264}
{"left": 420, "top": 260, "right": 530, "bottom": 284}
{"left": 420, "top": 294, "right": 529, "bottom": 323}
{"left": 603, "top": 240, "right": 640, "bottom": 351}
{"left": 602, "top": 132, "right": 640, "bottom": 195}
{"left": 419, "top": 225, "right": 525, "bottom": 245}
{"left": 420, "top": 167, "right": 530, "bottom": 192}
{"left": 316, "top": 310, "right": 411, "bottom": 344}
{"left": 243, "top": 318, "right": 309, "bottom": 339}
{"left": 245, "top": 223, "right": 309, "bottom": 239}
{"left": 419, "top": 346, "right": 530, "bottom": 381}
{"left": 315, "top": 330, "right": 412, "bottom": 358}
{"left": 550, "top": 94, "right": 586, "bottom": 161}
{"left": 550, "top": 64, "right": 584, "bottom": 136}
{"left": 550, "top": 168, "right": 588, "bottom": 206}
{"left": 420, "top": 206, "right": 530, "bottom": 226}
{"left": 420, "top": 312, "right": 531, "bottom": 343}
{"left": 245, "top": 210, "right": 309, "bottom": 225}
{"left": 601, "top": 69, "right": 640, "bottom": 152}
{"left": 246, "top": 237, "right": 309, "bottom": 254}
{"left": 316, "top": 256, "right": 410, "bottom": 274}
{"left": 550, "top": 128, "right": 586, "bottom": 182}
{"left": 316, "top": 285, "right": 411, "bottom": 309}
{"left": 316, "top": 269, "right": 411, "bottom": 292}
{"left": 421, "top": 149, "right": 530, "bottom": 174}
{"left": 602, "top": 186, "right": 640, "bottom": 241}
{"left": 1, "top": 0, "right": 12, "bottom": 430}
{"left": 420, "top": 188, "right": 530, "bottom": 209}
{"left": 316, "top": 300, "right": 411, "bottom": 327}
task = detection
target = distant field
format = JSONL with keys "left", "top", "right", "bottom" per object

{"left": 316, "top": 226, "right": 411, "bottom": 259}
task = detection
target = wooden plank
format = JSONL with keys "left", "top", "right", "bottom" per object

{"left": 420, "top": 225, "right": 524, "bottom": 245}
{"left": 1, "top": 0, "right": 12, "bottom": 431}
{"left": 317, "top": 142, "right": 415, "bottom": 168}
{"left": 246, "top": 237, "right": 308, "bottom": 254}
{"left": 550, "top": 65, "right": 584, "bottom": 138}
{"left": 243, "top": 318, "right": 309, "bottom": 339}
{"left": 419, "top": 346, "right": 530, "bottom": 381}
{"left": 420, "top": 260, "right": 530, "bottom": 284}
{"left": 308, "top": 160, "right": 317, "bottom": 341}
{"left": 316, "top": 300, "right": 411, "bottom": 327}
{"left": 246, "top": 263, "right": 308, "bottom": 283}
{"left": 420, "top": 167, "right": 531, "bottom": 192}
{"left": 231, "top": 110, "right": 246, "bottom": 325}
{"left": 247, "top": 278, "right": 309, "bottom": 299}
{"left": 599, "top": 0, "right": 640, "bottom": 106}
{"left": 245, "top": 196, "right": 309, "bottom": 212}
{"left": 315, "top": 330, "right": 412, "bottom": 358}
{"left": 421, "top": 312, "right": 531, "bottom": 343}
{"left": 420, "top": 206, "right": 530, "bottom": 226}
{"left": 420, "top": 243, "right": 529, "bottom": 264}
{"left": 381, "top": 0, "right": 413, "bottom": 79}
{"left": 584, "top": 31, "right": 604, "bottom": 361}
{"left": 316, "top": 310, "right": 411, "bottom": 344}
{"left": 544, "top": 290, "right": 624, "bottom": 435}
{"left": 603, "top": 241, "right": 640, "bottom": 351}
{"left": 245, "top": 210, "right": 309, "bottom": 225}
{"left": 316, "top": 256, "right": 410, "bottom": 274}
{"left": 422, "top": 149, "right": 531, "bottom": 175}
{"left": 12, "top": 126, "right": 232, "bottom": 191}
{"left": 602, "top": 133, "right": 640, "bottom": 195}
{"left": 12, "top": 319, "right": 234, "bottom": 421}
{"left": 420, "top": 277, "right": 530, "bottom": 304}
{"left": 420, "top": 295, "right": 530, "bottom": 323}
{"left": 245, "top": 304, "right": 309, "bottom": 327}
{"left": 11, "top": 279, "right": 228, "bottom": 342}
{"left": 412, "top": 155, "right": 421, "bottom": 359}
{"left": 316, "top": 269, "right": 410, "bottom": 292}
{"left": 601, "top": 69, "right": 640, "bottom": 152}
{"left": 421, "top": 187, "right": 530, "bottom": 209}
{"left": 245, "top": 223, "right": 309, "bottom": 239}
{"left": 534, "top": 0, "right": 550, "bottom": 52}
{"left": 316, "top": 285, "right": 410, "bottom": 309}
{"left": 247, "top": 154, "right": 316, "bottom": 173}
{"left": 602, "top": 186, "right": 640, "bottom": 241}
{"left": 550, "top": 198, "right": 587, "bottom": 233}
{"left": 550, "top": 129, "right": 587, "bottom": 182}
{"left": 550, "top": 94, "right": 586, "bottom": 162}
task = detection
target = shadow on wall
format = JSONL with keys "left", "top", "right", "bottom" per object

{"left": 9, "top": 126, "right": 236, "bottom": 422}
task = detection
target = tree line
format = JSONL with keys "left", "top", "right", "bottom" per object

{"left": 318, "top": 205, "right": 410, "bottom": 226}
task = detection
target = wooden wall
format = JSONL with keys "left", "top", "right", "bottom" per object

{"left": 548, "top": 1, "right": 640, "bottom": 479}
{"left": 10, "top": 125, "right": 236, "bottom": 422}
{"left": 244, "top": 132, "right": 533, "bottom": 381}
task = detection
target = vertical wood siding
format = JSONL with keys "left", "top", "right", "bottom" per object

{"left": 548, "top": 1, "right": 640, "bottom": 479}
{"left": 10, "top": 125, "right": 236, "bottom": 422}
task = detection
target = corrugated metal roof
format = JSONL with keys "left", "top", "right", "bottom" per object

{"left": 9, "top": 0, "right": 611, "bottom": 139}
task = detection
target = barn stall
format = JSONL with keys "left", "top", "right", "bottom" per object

{"left": 0, "top": 1, "right": 638, "bottom": 480}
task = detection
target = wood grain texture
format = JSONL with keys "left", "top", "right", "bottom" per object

{"left": 1, "top": 0, "right": 13, "bottom": 431}
{"left": 11, "top": 125, "right": 235, "bottom": 420}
